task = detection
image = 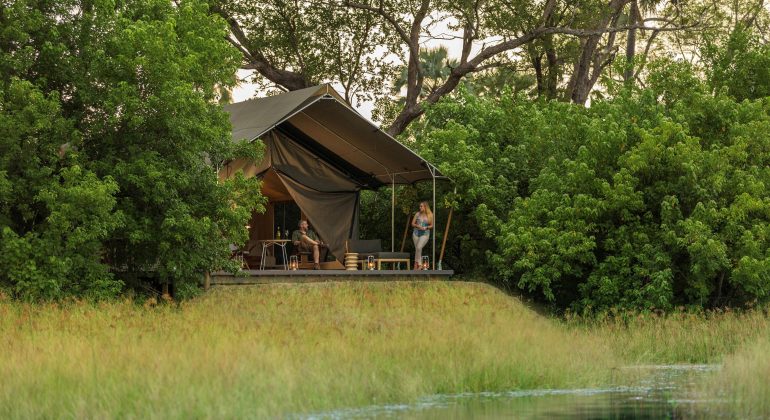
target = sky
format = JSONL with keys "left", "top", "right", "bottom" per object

{"left": 230, "top": 16, "right": 473, "bottom": 124}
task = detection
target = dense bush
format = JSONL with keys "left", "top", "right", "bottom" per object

{"left": 0, "top": 0, "right": 263, "bottom": 300}
{"left": 703, "top": 26, "right": 770, "bottom": 102}
{"left": 0, "top": 80, "right": 123, "bottom": 300}
{"left": 408, "top": 59, "right": 770, "bottom": 312}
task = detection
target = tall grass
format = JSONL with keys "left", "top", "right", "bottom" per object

{"left": 566, "top": 308, "right": 770, "bottom": 364}
{"left": 696, "top": 333, "right": 770, "bottom": 418}
{"left": 0, "top": 281, "right": 617, "bottom": 418}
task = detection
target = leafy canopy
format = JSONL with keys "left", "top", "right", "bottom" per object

{"left": 406, "top": 52, "right": 770, "bottom": 312}
{"left": 0, "top": 0, "right": 264, "bottom": 299}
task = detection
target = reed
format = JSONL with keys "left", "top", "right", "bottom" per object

{"left": 0, "top": 281, "right": 617, "bottom": 418}
{"left": 695, "top": 333, "right": 770, "bottom": 418}
{"left": 567, "top": 308, "right": 770, "bottom": 364}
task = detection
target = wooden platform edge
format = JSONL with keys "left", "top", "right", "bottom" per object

{"left": 209, "top": 270, "right": 454, "bottom": 285}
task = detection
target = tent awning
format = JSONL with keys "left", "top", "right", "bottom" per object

{"left": 224, "top": 84, "right": 444, "bottom": 188}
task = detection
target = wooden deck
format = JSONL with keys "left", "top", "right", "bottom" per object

{"left": 209, "top": 269, "right": 454, "bottom": 285}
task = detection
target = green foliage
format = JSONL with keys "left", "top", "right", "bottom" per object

{"left": 404, "top": 86, "right": 594, "bottom": 274}
{"left": 703, "top": 26, "right": 770, "bottom": 101}
{"left": 393, "top": 47, "right": 458, "bottom": 96}
{"left": 1, "top": 0, "right": 265, "bottom": 299}
{"left": 408, "top": 60, "right": 770, "bottom": 311}
{"left": 219, "top": 0, "right": 396, "bottom": 103}
{"left": 72, "top": 0, "right": 265, "bottom": 286}
{"left": 0, "top": 168, "right": 123, "bottom": 301}
{"left": 0, "top": 79, "right": 123, "bottom": 300}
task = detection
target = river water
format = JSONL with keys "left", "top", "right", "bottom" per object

{"left": 303, "top": 365, "right": 722, "bottom": 419}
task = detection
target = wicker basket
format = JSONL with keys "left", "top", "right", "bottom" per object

{"left": 344, "top": 253, "right": 359, "bottom": 271}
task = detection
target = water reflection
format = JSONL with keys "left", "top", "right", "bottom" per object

{"left": 303, "top": 365, "right": 721, "bottom": 419}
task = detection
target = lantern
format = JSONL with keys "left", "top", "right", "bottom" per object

{"left": 289, "top": 255, "right": 299, "bottom": 271}
{"left": 367, "top": 255, "right": 376, "bottom": 271}
{"left": 421, "top": 256, "right": 430, "bottom": 270}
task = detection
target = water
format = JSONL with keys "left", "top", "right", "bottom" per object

{"left": 302, "top": 365, "right": 722, "bottom": 419}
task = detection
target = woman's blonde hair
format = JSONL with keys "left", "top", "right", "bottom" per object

{"left": 420, "top": 201, "right": 433, "bottom": 224}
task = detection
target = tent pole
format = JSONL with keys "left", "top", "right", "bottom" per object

{"left": 431, "top": 164, "right": 436, "bottom": 270}
{"left": 438, "top": 207, "right": 453, "bottom": 270}
{"left": 400, "top": 213, "right": 410, "bottom": 252}
{"left": 392, "top": 174, "right": 395, "bottom": 252}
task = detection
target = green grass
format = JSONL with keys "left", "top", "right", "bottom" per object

{"left": 569, "top": 305, "right": 770, "bottom": 418}
{"left": 695, "top": 332, "right": 770, "bottom": 418}
{"left": 568, "top": 308, "right": 770, "bottom": 364}
{"left": 0, "top": 281, "right": 618, "bottom": 418}
{"left": 2, "top": 281, "right": 769, "bottom": 418}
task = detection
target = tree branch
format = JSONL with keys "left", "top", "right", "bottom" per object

{"left": 343, "top": 0, "right": 411, "bottom": 45}
{"left": 385, "top": 17, "right": 699, "bottom": 135}
{"left": 212, "top": 4, "right": 309, "bottom": 90}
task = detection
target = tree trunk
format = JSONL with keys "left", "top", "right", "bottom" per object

{"left": 570, "top": 37, "right": 602, "bottom": 104}
{"left": 570, "top": 0, "right": 629, "bottom": 104}
{"left": 544, "top": 34, "right": 560, "bottom": 99}
{"left": 530, "top": 47, "right": 545, "bottom": 97}
{"left": 715, "top": 271, "right": 725, "bottom": 306}
{"left": 386, "top": 105, "right": 424, "bottom": 137}
{"left": 624, "top": 0, "right": 639, "bottom": 86}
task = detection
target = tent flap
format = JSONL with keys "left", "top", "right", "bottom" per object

{"left": 268, "top": 129, "right": 359, "bottom": 261}
{"left": 276, "top": 173, "right": 357, "bottom": 262}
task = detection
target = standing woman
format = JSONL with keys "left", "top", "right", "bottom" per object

{"left": 412, "top": 201, "right": 434, "bottom": 270}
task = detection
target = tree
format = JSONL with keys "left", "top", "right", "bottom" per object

{"left": 211, "top": 0, "right": 396, "bottom": 104}
{"left": 519, "top": 0, "right": 705, "bottom": 103}
{"left": 1, "top": 0, "right": 265, "bottom": 298}
{"left": 703, "top": 25, "right": 770, "bottom": 101}
{"left": 405, "top": 56, "right": 770, "bottom": 312}
{"left": 392, "top": 46, "right": 458, "bottom": 97}
{"left": 0, "top": 0, "right": 124, "bottom": 300}
{"left": 217, "top": 0, "right": 693, "bottom": 135}
{"left": 0, "top": 78, "right": 123, "bottom": 300}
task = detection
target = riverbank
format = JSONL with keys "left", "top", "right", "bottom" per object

{"left": 0, "top": 281, "right": 768, "bottom": 417}
{"left": 571, "top": 306, "right": 769, "bottom": 364}
{"left": 698, "top": 332, "right": 770, "bottom": 417}
{"left": 0, "top": 282, "right": 616, "bottom": 417}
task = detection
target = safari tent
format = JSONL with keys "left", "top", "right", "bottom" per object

{"left": 219, "top": 84, "right": 444, "bottom": 266}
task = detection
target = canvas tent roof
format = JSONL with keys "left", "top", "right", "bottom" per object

{"left": 224, "top": 84, "right": 442, "bottom": 188}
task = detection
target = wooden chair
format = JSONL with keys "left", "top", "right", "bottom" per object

{"left": 289, "top": 241, "right": 324, "bottom": 269}
{"left": 229, "top": 244, "right": 250, "bottom": 269}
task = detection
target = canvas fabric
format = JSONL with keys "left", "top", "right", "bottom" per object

{"left": 220, "top": 84, "right": 445, "bottom": 262}
{"left": 224, "top": 84, "right": 442, "bottom": 186}
{"left": 267, "top": 131, "right": 358, "bottom": 262}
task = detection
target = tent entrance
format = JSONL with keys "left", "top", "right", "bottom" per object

{"left": 245, "top": 169, "right": 298, "bottom": 267}
{"left": 245, "top": 167, "right": 355, "bottom": 266}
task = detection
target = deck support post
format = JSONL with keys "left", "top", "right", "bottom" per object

{"left": 438, "top": 207, "right": 453, "bottom": 270}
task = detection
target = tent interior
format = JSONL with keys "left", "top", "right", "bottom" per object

{"left": 220, "top": 84, "right": 443, "bottom": 269}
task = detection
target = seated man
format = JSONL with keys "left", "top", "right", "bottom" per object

{"left": 291, "top": 220, "right": 328, "bottom": 270}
